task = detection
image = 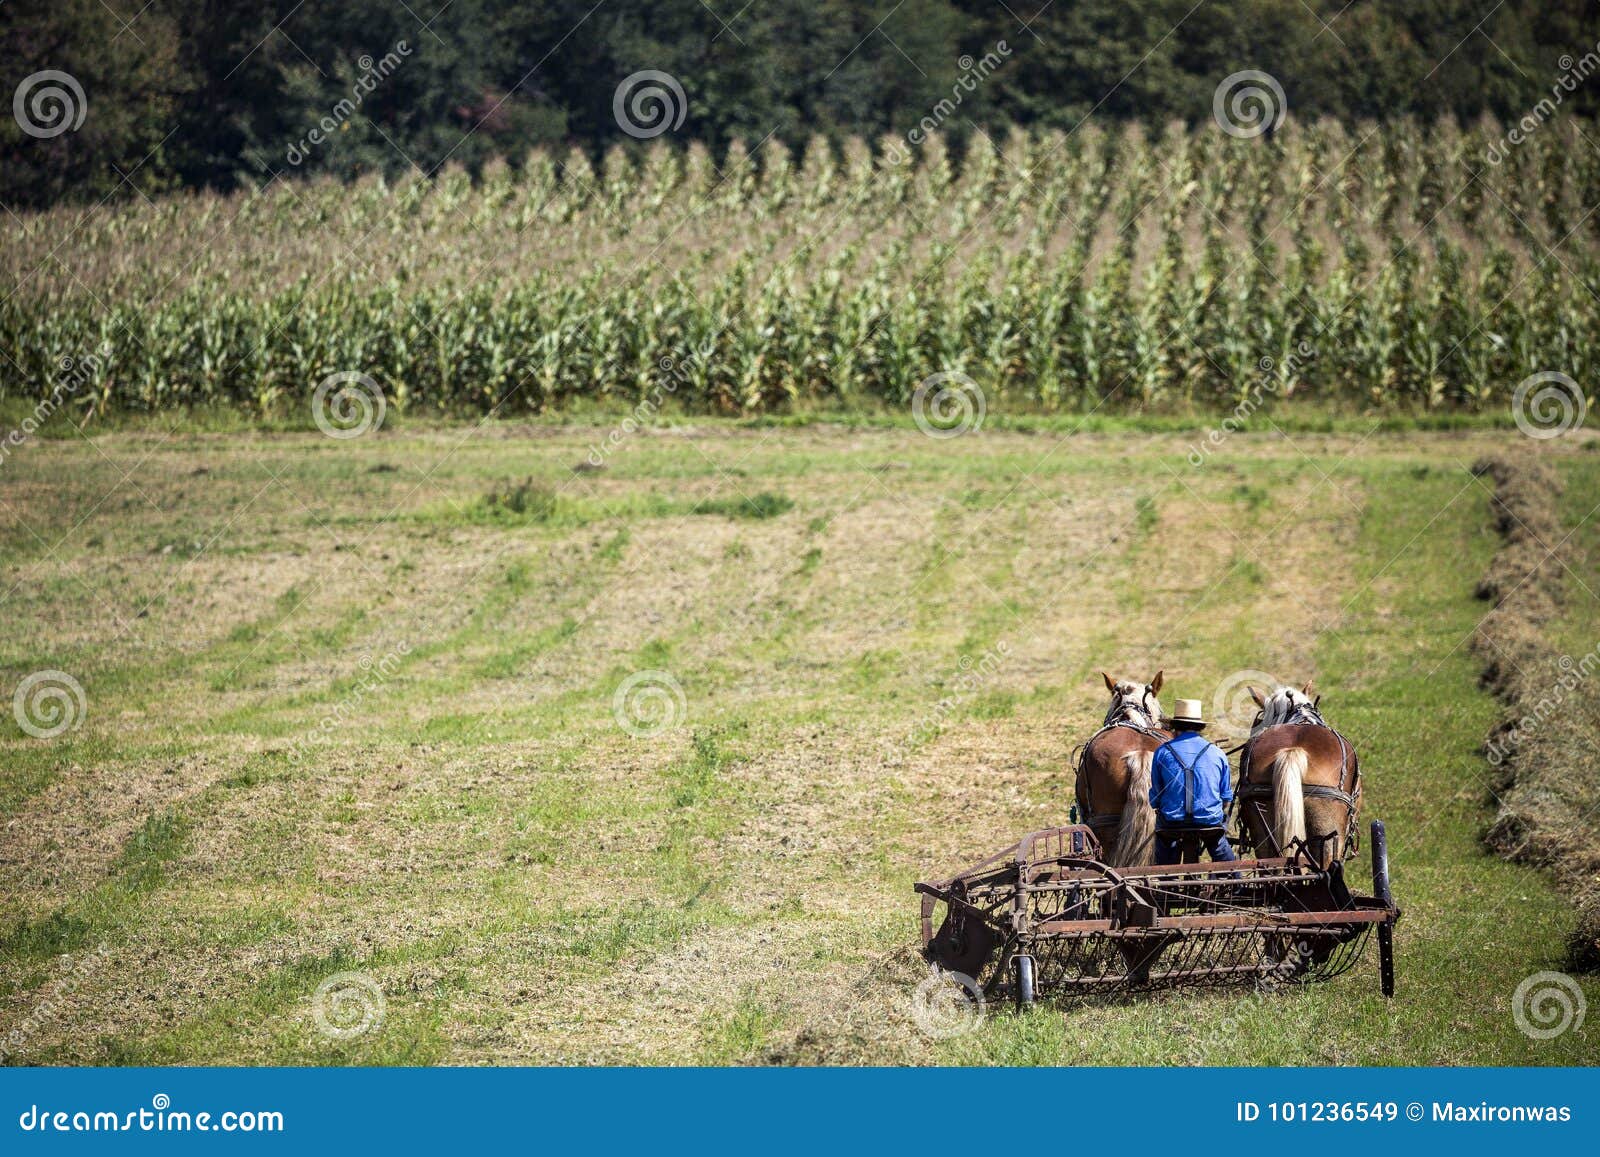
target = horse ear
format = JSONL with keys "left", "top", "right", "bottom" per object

{"left": 1313, "top": 694, "right": 1322, "bottom": 709}
{"left": 1248, "top": 685, "right": 1266, "bottom": 707}
{"left": 1102, "top": 671, "right": 1116, "bottom": 692}
{"left": 1149, "top": 670, "right": 1164, "bottom": 694}
{"left": 1302, "top": 680, "right": 1315, "bottom": 695}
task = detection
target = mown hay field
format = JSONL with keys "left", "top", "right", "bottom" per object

{"left": 1, "top": 418, "right": 1596, "bottom": 1064}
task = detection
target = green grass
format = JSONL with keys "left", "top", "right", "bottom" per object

{"left": 89, "top": 945, "right": 454, "bottom": 1066}
{"left": 112, "top": 811, "right": 191, "bottom": 892}
{"left": 0, "top": 419, "right": 1594, "bottom": 1065}
{"left": 0, "top": 399, "right": 1538, "bottom": 444}
{"left": 0, "top": 808, "right": 189, "bottom": 968}
{"left": 691, "top": 491, "right": 795, "bottom": 520}
{"left": 700, "top": 995, "right": 782, "bottom": 1063}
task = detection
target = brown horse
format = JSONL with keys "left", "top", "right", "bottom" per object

{"left": 1073, "top": 671, "right": 1169, "bottom": 866}
{"left": 1238, "top": 684, "right": 1361, "bottom": 867}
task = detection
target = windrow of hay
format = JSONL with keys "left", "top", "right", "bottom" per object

{"left": 1471, "top": 456, "right": 1600, "bottom": 970}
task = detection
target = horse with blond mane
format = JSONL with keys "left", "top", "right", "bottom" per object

{"left": 1073, "top": 671, "right": 1169, "bottom": 866}
{"left": 1237, "top": 683, "right": 1362, "bottom": 867}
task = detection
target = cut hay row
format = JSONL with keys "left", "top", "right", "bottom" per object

{"left": 1473, "top": 456, "right": 1600, "bottom": 970}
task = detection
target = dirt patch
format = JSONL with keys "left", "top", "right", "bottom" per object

{"left": 1471, "top": 456, "right": 1600, "bottom": 969}
{"left": 0, "top": 752, "right": 237, "bottom": 922}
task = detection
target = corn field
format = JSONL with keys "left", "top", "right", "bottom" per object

{"left": 3, "top": 117, "right": 1598, "bottom": 417}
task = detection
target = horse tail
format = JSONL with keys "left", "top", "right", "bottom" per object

{"left": 1110, "top": 749, "right": 1155, "bottom": 866}
{"left": 1271, "top": 748, "right": 1308, "bottom": 855}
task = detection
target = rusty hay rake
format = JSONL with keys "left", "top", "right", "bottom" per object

{"left": 916, "top": 821, "right": 1399, "bottom": 1008}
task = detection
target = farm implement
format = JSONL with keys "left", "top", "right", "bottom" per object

{"left": 916, "top": 821, "right": 1399, "bottom": 1007}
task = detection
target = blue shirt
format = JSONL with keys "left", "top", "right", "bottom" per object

{"left": 1149, "top": 731, "right": 1233, "bottom": 826}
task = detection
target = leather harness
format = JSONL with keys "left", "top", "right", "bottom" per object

{"left": 1236, "top": 714, "right": 1361, "bottom": 855}
{"left": 1073, "top": 719, "right": 1168, "bottom": 834}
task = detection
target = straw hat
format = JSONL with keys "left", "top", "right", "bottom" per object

{"left": 1170, "top": 698, "right": 1206, "bottom": 727}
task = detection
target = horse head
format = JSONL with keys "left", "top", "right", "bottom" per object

{"left": 1247, "top": 681, "right": 1325, "bottom": 735}
{"left": 1100, "top": 669, "right": 1164, "bottom": 730}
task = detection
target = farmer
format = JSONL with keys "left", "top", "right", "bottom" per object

{"left": 1148, "top": 698, "right": 1238, "bottom": 864}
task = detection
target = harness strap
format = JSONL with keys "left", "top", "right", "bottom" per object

{"left": 1160, "top": 744, "right": 1201, "bottom": 823}
{"left": 1074, "top": 719, "right": 1168, "bottom": 824}
{"left": 1236, "top": 782, "right": 1358, "bottom": 807}
{"left": 1084, "top": 720, "right": 1168, "bottom": 744}
{"left": 1238, "top": 727, "right": 1362, "bottom": 851}
{"left": 1185, "top": 752, "right": 1194, "bottom": 821}
{"left": 1076, "top": 802, "right": 1121, "bottom": 827}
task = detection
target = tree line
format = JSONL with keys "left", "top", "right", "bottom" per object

{"left": 3, "top": 0, "right": 1598, "bottom": 208}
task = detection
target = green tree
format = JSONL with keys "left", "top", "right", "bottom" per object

{"left": 1, "top": 0, "right": 190, "bottom": 207}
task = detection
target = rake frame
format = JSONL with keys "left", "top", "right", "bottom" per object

{"left": 916, "top": 821, "right": 1400, "bottom": 1007}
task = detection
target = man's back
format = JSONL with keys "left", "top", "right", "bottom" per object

{"left": 1149, "top": 731, "right": 1232, "bottom": 827}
